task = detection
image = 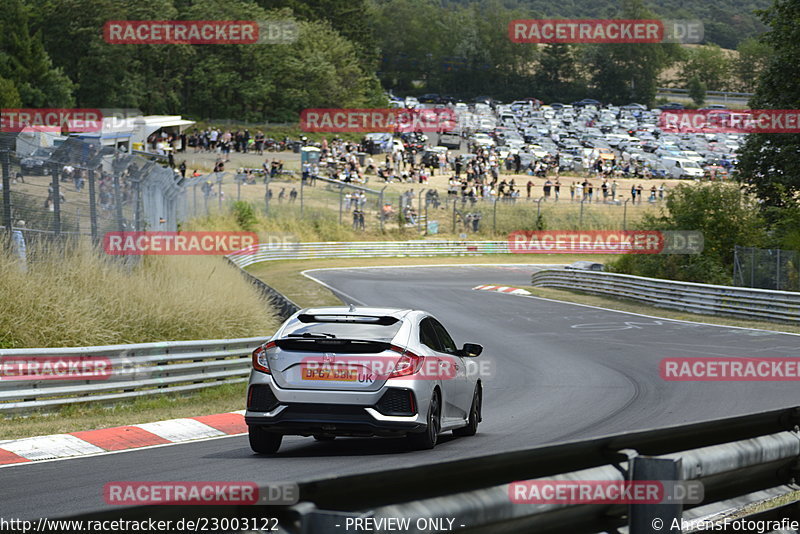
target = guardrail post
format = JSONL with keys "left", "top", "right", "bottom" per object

{"left": 417, "top": 188, "right": 424, "bottom": 232}
{"left": 623, "top": 199, "right": 630, "bottom": 231}
{"left": 265, "top": 174, "right": 271, "bottom": 215}
{"left": 339, "top": 185, "right": 344, "bottom": 225}
{"left": 2, "top": 149, "right": 10, "bottom": 235}
{"left": 424, "top": 201, "right": 429, "bottom": 235}
{"left": 452, "top": 200, "right": 457, "bottom": 233}
{"left": 493, "top": 197, "right": 498, "bottom": 234}
{"left": 88, "top": 169, "right": 98, "bottom": 243}
{"left": 300, "top": 173, "right": 304, "bottom": 216}
{"left": 217, "top": 172, "right": 223, "bottom": 211}
{"left": 629, "top": 456, "right": 683, "bottom": 534}
{"left": 579, "top": 198, "right": 585, "bottom": 230}
{"left": 52, "top": 166, "right": 66, "bottom": 236}
{"left": 379, "top": 186, "right": 386, "bottom": 232}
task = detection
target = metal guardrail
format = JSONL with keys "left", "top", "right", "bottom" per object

{"left": 228, "top": 241, "right": 513, "bottom": 269}
{"left": 226, "top": 256, "right": 301, "bottom": 319}
{"left": 0, "top": 337, "right": 269, "bottom": 414}
{"left": 0, "top": 257, "right": 304, "bottom": 415}
{"left": 63, "top": 407, "right": 800, "bottom": 534}
{"left": 656, "top": 87, "right": 753, "bottom": 103}
{"left": 531, "top": 269, "right": 800, "bottom": 324}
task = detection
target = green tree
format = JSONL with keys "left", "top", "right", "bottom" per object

{"left": 679, "top": 45, "right": 731, "bottom": 92}
{"left": 736, "top": 0, "right": 800, "bottom": 213}
{"left": 585, "top": 0, "right": 680, "bottom": 105}
{"left": 611, "top": 183, "right": 767, "bottom": 284}
{"left": 0, "top": 77, "right": 22, "bottom": 108}
{"left": 533, "top": 44, "right": 586, "bottom": 102}
{"left": 733, "top": 37, "right": 773, "bottom": 92}
{"left": 183, "top": 0, "right": 383, "bottom": 120}
{"left": 256, "top": 0, "right": 379, "bottom": 66}
{"left": 0, "top": 0, "right": 74, "bottom": 107}
{"left": 687, "top": 75, "right": 706, "bottom": 107}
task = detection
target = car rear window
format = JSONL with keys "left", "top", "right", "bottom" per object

{"left": 281, "top": 315, "right": 403, "bottom": 342}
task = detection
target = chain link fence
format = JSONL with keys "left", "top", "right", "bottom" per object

{"left": 733, "top": 246, "right": 800, "bottom": 291}
{"left": 3, "top": 130, "right": 668, "bottom": 264}
{"left": 2, "top": 132, "right": 182, "bottom": 244}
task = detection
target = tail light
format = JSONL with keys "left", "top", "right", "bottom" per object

{"left": 389, "top": 345, "right": 423, "bottom": 378}
{"left": 252, "top": 341, "right": 276, "bottom": 374}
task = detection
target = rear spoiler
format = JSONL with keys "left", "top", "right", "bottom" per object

{"left": 274, "top": 338, "right": 392, "bottom": 353}
{"left": 297, "top": 314, "right": 399, "bottom": 326}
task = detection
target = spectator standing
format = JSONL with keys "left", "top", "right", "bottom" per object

{"left": 11, "top": 221, "right": 26, "bottom": 272}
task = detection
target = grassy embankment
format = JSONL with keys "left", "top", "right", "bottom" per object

{"left": 0, "top": 242, "right": 278, "bottom": 439}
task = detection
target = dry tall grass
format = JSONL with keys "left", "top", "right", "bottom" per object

{"left": 0, "top": 240, "right": 277, "bottom": 348}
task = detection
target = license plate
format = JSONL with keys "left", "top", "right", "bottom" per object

{"left": 302, "top": 366, "right": 358, "bottom": 382}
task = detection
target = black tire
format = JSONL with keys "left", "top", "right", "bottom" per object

{"left": 313, "top": 435, "right": 335, "bottom": 441}
{"left": 248, "top": 426, "right": 282, "bottom": 454}
{"left": 408, "top": 391, "right": 441, "bottom": 450}
{"left": 453, "top": 386, "right": 481, "bottom": 437}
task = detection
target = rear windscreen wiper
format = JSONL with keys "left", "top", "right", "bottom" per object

{"left": 286, "top": 332, "right": 337, "bottom": 339}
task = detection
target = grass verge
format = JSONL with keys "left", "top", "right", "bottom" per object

{"left": 0, "top": 242, "right": 277, "bottom": 348}
{"left": 523, "top": 286, "right": 800, "bottom": 334}
{"left": 0, "top": 382, "right": 247, "bottom": 441}
{"left": 0, "top": 241, "right": 278, "bottom": 438}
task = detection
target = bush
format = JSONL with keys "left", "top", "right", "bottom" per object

{"left": 609, "top": 183, "right": 767, "bottom": 283}
{"left": 232, "top": 201, "right": 258, "bottom": 231}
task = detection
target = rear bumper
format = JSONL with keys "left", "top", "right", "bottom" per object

{"left": 245, "top": 376, "right": 428, "bottom": 437}
{"left": 245, "top": 404, "right": 423, "bottom": 437}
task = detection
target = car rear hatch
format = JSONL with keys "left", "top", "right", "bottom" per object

{"left": 266, "top": 313, "right": 412, "bottom": 392}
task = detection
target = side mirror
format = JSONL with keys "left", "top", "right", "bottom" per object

{"left": 460, "top": 343, "right": 483, "bottom": 357}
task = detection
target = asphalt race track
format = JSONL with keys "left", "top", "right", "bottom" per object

{"left": 3, "top": 264, "right": 800, "bottom": 520}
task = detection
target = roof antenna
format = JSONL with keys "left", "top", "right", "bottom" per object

{"left": 349, "top": 303, "right": 356, "bottom": 312}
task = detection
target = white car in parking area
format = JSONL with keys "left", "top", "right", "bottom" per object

{"left": 472, "top": 133, "right": 495, "bottom": 147}
{"left": 662, "top": 157, "right": 705, "bottom": 179}
{"left": 245, "top": 307, "right": 484, "bottom": 454}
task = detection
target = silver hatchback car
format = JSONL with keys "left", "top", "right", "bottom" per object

{"left": 245, "top": 306, "right": 484, "bottom": 453}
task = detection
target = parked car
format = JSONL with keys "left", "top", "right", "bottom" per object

{"left": 246, "top": 307, "right": 484, "bottom": 453}
{"left": 438, "top": 132, "right": 461, "bottom": 149}
{"left": 662, "top": 157, "right": 705, "bottom": 179}
{"left": 565, "top": 261, "right": 605, "bottom": 272}
{"left": 20, "top": 147, "right": 55, "bottom": 175}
